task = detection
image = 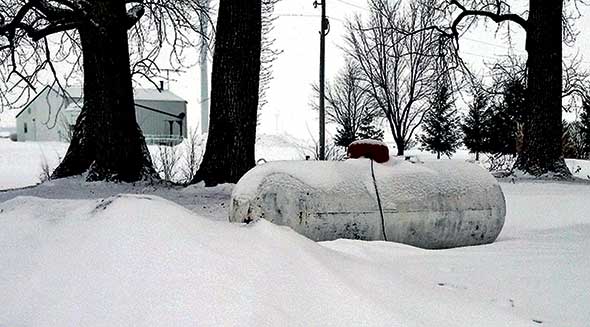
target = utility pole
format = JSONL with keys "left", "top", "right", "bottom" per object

{"left": 199, "top": 0, "right": 211, "bottom": 134}
{"left": 314, "top": 0, "right": 329, "bottom": 160}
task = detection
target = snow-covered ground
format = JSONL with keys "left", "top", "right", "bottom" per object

{"left": 1, "top": 137, "right": 590, "bottom": 326}
{"left": 0, "top": 140, "right": 67, "bottom": 190}
{"left": 0, "top": 134, "right": 308, "bottom": 190}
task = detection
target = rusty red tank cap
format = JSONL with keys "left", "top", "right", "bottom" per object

{"left": 348, "top": 139, "right": 389, "bottom": 163}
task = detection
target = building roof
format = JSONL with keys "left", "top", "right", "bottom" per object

{"left": 66, "top": 87, "right": 187, "bottom": 103}
{"left": 15, "top": 86, "right": 187, "bottom": 119}
{"left": 14, "top": 85, "right": 52, "bottom": 119}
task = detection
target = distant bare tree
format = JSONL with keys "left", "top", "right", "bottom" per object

{"left": 346, "top": 0, "right": 452, "bottom": 155}
{"left": 302, "top": 136, "right": 346, "bottom": 161}
{"left": 312, "top": 60, "right": 381, "bottom": 147}
{"left": 259, "top": 0, "right": 282, "bottom": 112}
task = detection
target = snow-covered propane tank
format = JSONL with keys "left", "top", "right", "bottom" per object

{"left": 230, "top": 157, "right": 506, "bottom": 249}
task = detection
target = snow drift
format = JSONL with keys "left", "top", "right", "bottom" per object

{"left": 0, "top": 195, "right": 534, "bottom": 326}
{"left": 230, "top": 158, "right": 506, "bottom": 249}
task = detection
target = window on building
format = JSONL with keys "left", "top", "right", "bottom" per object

{"left": 24, "top": 123, "right": 28, "bottom": 134}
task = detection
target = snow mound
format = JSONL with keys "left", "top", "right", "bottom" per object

{"left": 0, "top": 195, "right": 532, "bottom": 326}
{"left": 230, "top": 158, "right": 505, "bottom": 248}
{"left": 350, "top": 138, "right": 388, "bottom": 146}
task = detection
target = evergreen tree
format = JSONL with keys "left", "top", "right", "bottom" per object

{"left": 334, "top": 124, "right": 356, "bottom": 148}
{"left": 420, "top": 83, "right": 461, "bottom": 159}
{"left": 334, "top": 113, "right": 383, "bottom": 148}
{"left": 357, "top": 113, "right": 385, "bottom": 142}
{"left": 486, "top": 104, "right": 518, "bottom": 155}
{"left": 486, "top": 80, "right": 527, "bottom": 156}
{"left": 503, "top": 80, "right": 528, "bottom": 124}
{"left": 316, "top": 60, "right": 381, "bottom": 149}
{"left": 562, "top": 120, "right": 580, "bottom": 159}
{"left": 442, "top": 0, "right": 571, "bottom": 177}
{"left": 462, "top": 92, "right": 490, "bottom": 161}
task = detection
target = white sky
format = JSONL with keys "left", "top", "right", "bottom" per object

{"left": 3, "top": 0, "right": 590, "bottom": 141}
{"left": 196, "top": 0, "right": 590, "bottom": 141}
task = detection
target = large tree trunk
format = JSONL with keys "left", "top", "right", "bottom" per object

{"left": 191, "top": 0, "right": 262, "bottom": 186}
{"left": 52, "top": 0, "right": 157, "bottom": 182}
{"left": 517, "top": 0, "right": 571, "bottom": 178}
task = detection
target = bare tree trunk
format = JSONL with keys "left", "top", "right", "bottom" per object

{"left": 191, "top": 0, "right": 262, "bottom": 186}
{"left": 394, "top": 139, "right": 405, "bottom": 156}
{"left": 52, "top": 0, "right": 157, "bottom": 182}
{"left": 517, "top": 0, "right": 571, "bottom": 178}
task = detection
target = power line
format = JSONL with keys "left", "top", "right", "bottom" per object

{"left": 276, "top": 13, "right": 321, "bottom": 18}
{"left": 333, "top": 0, "right": 370, "bottom": 11}
{"left": 466, "top": 37, "right": 590, "bottom": 65}
{"left": 276, "top": 12, "right": 590, "bottom": 65}
{"left": 276, "top": 13, "right": 345, "bottom": 23}
{"left": 461, "top": 51, "right": 505, "bottom": 60}
{"left": 463, "top": 37, "right": 522, "bottom": 50}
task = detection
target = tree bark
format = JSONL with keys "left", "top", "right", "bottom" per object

{"left": 394, "top": 138, "right": 405, "bottom": 156}
{"left": 191, "top": 0, "right": 262, "bottom": 186}
{"left": 52, "top": 0, "right": 157, "bottom": 182}
{"left": 517, "top": 0, "right": 571, "bottom": 178}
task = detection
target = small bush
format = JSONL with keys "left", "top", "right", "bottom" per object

{"left": 154, "top": 144, "right": 180, "bottom": 182}
{"left": 180, "top": 129, "right": 205, "bottom": 183}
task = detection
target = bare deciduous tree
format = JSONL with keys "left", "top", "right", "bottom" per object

{"left": 259, "top": 0, "right": 281, "bottom": 112}
{"left": 312, "top": 59, "right": 381, "bottom": 147}
{"left": 429, "top": 0, "right": 589, "bottom": 177}
{"left": 346, "top": 0, "right": 451, "bottom": 155}
{"left": 0, "top": 0, "right": 207, "bottom": 182}
{"left": 191, "top": 0, "right": 262, "bottom": 186}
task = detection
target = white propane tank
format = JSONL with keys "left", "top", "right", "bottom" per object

{"left": 229, "top": 158, "right": 506, "bottom": 249}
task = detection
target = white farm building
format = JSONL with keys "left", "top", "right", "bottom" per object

{"left": 15, "top": 86, "right": 187, "bottom": 144}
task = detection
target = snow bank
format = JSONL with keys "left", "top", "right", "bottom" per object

{"left": 566, "top": 158, "right": 590, "bottom": 180}
{"left": 230, "top": 158, "right": 505, "bottom": 249}
{"left": 0, "top": 195, "right": 532, "bottom": 327}
{"left": 0, "top": 140, "right": 67, "bottom": 190}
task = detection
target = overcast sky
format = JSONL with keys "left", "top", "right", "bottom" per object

{"left": 251, "top": 0, "right": 590, "bottom": 141}
{"left": 3, "top": 0, "right": 590, "bottom": 141}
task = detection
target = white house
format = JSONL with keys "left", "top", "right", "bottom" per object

{"left": 15, "top": 86, "right": 187, "bottom": 144}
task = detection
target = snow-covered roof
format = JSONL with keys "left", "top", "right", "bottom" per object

{"left": 66, "top": 87, "right": 186, "bottom": 103}
{"left": 15, "top": 86, "right": 186, "bottom": 119}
